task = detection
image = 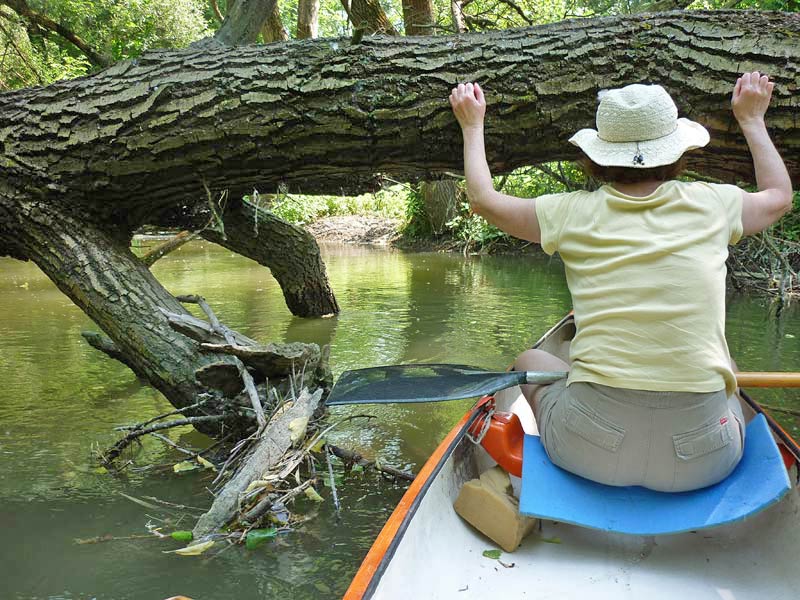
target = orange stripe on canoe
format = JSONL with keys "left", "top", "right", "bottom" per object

{"left": 342, "top": 405, "right": 479, "bottom": 600}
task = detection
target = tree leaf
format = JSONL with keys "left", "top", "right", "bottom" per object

{"left": 197, "top": 456, "right": 217, "bottom": 471}
{"left": 244, "top": 480, "right": 271, "bottom": 494}
{"left": 304, "top": 486, "right": 324, "bottom": 502}
{"left": 173, "top": 460, "right": 199, "bottom": 473}
{"left": 288, "top": 416, "right": 309, "bottom": 444}
{"left": 482, "top": 549, "right": 502, "bottom": 560}
{"left": 171, "top": 530, "right": 194, "bottom": 542}
{"left": 245, "top": 528, "right": 278, "bottom": 550}
{"left": 173, "top": 540, "right": 214, "bottom": 556}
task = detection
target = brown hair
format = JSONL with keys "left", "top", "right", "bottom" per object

{"left": 579, "top": 155, "right": 686, "bottom": 184}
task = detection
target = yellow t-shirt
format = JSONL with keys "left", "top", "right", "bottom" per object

{"left": 535, "top": 180, "right": 743, "bottom": 395}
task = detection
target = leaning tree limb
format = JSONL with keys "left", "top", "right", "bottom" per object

{"left": 140, "top": 230, "right": 199, "bottom": 267}
{"left": 103, "top": 415, "right": 228, "bottom": 463}
{"left": 200, "top": 198, "right": 339, "bottom": 317}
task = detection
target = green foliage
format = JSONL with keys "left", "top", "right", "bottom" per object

{"left": 773, "top": 192, "right": 800, "bottom": 242}
{"left": 401, "top": 186, "right": 434, "bottom": 239}
{"left": 249, "top": 186, "right": 407, "bottom": 226}
{"left": 0, "top": 0, "right": 210, "bottom": 90}
{"left": 408, "top": 163, "right": 586, "bottom": 251}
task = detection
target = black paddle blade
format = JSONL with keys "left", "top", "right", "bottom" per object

{"left": 325, "top": 364, "right": 527, "bottom": 406}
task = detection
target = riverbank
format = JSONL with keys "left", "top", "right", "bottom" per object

{"left": 308, "top": 215, "right": 541, "bottom": 255}
{"left": 308, "top": 216, "right": 798, "bottom": 300}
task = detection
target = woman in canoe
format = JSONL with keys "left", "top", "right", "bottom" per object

{"left": 449, "top": 74, "right": 793, "bottom": 492}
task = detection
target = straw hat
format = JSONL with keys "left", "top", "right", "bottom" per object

{"left": 569, "top": 84, "right": 709, "bottom": 168}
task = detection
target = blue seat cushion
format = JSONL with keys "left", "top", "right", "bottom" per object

{"left": 519, "top": 413, "right": 791, "bottom": 535}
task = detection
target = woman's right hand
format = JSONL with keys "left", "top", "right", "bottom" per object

{"left": 450, "top": 82, "right": 486, "bottom": 131}
{"left": 732, "top": 71, "right": 773, "bottom": 128}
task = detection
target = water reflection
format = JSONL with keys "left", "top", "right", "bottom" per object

{"left": 0, "top": 241, "right": 797, "bottom": 599}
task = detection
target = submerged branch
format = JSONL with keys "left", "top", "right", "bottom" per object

{"left": 103, "top": 415, "right": 226, "bottom": 464}
{"left": 328, "top": 444, "right": 415, "bottom": 481}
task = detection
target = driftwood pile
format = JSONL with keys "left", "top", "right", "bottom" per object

{"left": 99, "top": 295, "right": 412, "bottom": 552}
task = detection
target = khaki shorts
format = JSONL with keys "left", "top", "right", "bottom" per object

{"left": 536, "top": 379, "right": 745, "bottom": 492}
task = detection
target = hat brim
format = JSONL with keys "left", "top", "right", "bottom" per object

{"left": 569, "top": 118, "right": 710, "bottom": 168}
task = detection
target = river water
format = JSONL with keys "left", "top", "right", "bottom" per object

{"left": 0, "top": 241, "right": 798, "bottom": 599}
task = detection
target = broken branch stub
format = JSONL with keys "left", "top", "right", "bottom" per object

{"left": 199, "top": 341, "right": 321, "bottom": 378}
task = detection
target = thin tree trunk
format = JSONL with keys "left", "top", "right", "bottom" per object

{"left": 402, "top": 0, "right": 434, "bottom": 35}
{"left": 261, "top": 0, "right": 289, "bottom": 42}
{"left": 450, "top": 0, "right": 467, "bottom": 33}
{"left": 348, "top": 0, "right": 398, "bottom": 35}
{"left": 212, "top": 0, "right": 278, "bottom": 45}
{"left": 296, "top": 0, "right": 320, "bottom": 39}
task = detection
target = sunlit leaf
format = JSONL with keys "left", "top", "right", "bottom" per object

{"left": 197, "top": 456, "right": 217, "bottom": 471}
{"left": 304, "top": 486, "right": 324, "bottom": 502}
{"left": 289, "top": 416, "right": 309, "bottom": 444}
{"left": 245, "top": 528, "right": 278, "bottom": 550}
{"left": 172, "top": 540, "right": 214, "bottom": 556}
{"left": 173, "top": 460, "right": 199, "bottom": 473}
{"left": 244, "top": 480, "right": 271, "bottom": 494}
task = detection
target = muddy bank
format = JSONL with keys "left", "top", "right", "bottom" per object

{"left": 307, "top": 215, "right": 542, "bottom": 255}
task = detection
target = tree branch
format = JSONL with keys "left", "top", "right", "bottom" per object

{"left": 0, "top": 0, "right": 111, "bottom": 67}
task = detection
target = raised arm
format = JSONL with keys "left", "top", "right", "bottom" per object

{"left": 732, "top": 72, "right": 794, "bottom": 236}
{"left": 449, "top": 82, "right": 541, "bottom": 243}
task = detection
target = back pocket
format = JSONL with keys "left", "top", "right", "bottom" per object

{"left": 673, "top": 418, "right": 734, "bottom": 461}
{"left": 563, "top": 400, "right": 625, "bottom": 452}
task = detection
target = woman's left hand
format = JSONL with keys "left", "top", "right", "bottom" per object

{"left": 449, "top": 82, "right": 486, "bottom": 131}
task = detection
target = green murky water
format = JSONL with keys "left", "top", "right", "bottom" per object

{"left": 0, "top": 241, "right": 798, "bottom": 599}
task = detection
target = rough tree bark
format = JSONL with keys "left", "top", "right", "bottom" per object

{"left": 2, "top": 11, "right": 796, "bottom": 209}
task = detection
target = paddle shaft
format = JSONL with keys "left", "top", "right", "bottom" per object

{"left": 736, "top": 372, "right": 800, "bottom": 388}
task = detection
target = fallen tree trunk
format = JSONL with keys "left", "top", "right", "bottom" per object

{"left": 192, "top": 387, "right": 324, "bottom": 539}
{"left": 1, "top": 10, "right": 798, "bottom": 225}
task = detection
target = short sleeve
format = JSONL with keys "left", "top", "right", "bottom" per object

{"left": 535, "top": 192, "right": 575, "bottom": 255}
{"left": 709, "top": 183, "right": 744, "bottom": 245}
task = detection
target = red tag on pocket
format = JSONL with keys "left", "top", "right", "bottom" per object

{"left": 720, "top": 417, "right": 729, "bottom": 425}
